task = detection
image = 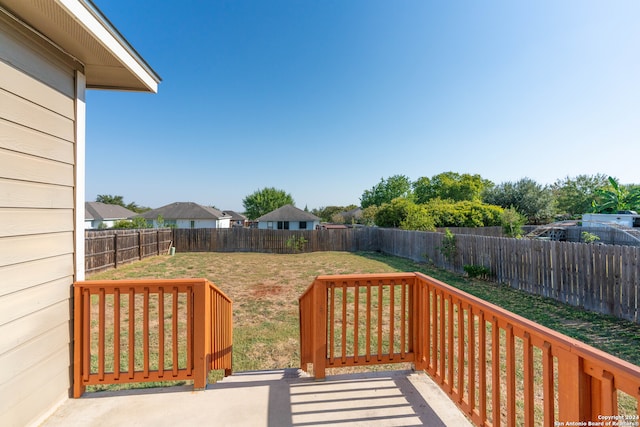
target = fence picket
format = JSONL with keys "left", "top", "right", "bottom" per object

{"left": 85, "top": 227, "right": 640, "bottom": 323}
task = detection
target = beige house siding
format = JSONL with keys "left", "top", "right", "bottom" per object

{"left": 0, "top": 11, "right": 77, "bottom": 427}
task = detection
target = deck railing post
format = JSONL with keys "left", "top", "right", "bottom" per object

{"left": 312, "top": 280, "right": 327, "bottom": 380}
{"left": 556, "top": 347, "right": 590, "bottom": 422}
{"left": 193, "top": 280, "right": 211, "bottom": 390}
{"left": 72, "top": 284, "right": 85, "bottom": 398}
{"left": 413, "top": 277, "right": 427, "bottom": 371}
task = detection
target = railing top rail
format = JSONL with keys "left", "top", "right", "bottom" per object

{"left": 314, "top": 272, "right": 419, "bottom": 282}
{"left": 299, "top": 272, "right": 418, "bottom": 301}
{"left": 415, "top": 271, "right": 640, "bottom": 379}
{"left": 75, "top": 278, "right": 232, "bottom": 302}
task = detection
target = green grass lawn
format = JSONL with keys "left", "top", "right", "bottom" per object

{"left": 84, "top": 250, "right": 640, "bottom": 421}
{"left": 87, "top": 250, "right": 640, "bottom": 371}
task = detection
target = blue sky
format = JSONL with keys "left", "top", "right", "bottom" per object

{"left": 87, "top": 1, "right": 640, "bottom": 212}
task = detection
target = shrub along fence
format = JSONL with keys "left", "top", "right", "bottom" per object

{"left": 85, "top": 227, "right": 639, "bottom": 324}
{"left": 85, "top": 229, "right": 173, "bottom": 274}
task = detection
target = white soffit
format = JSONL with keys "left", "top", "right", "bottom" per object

{"left": 0, "top": 0, "right": 160, "bottom": 92}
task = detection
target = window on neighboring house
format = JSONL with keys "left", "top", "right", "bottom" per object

{"left": 267, "top": 221, "right": 273, "bottom": 229}
{"left": 277, "top": 221, "right": 289, "bottom": 230}
{"left": 299, "top": 221, "right": 307, "bottom": 229}
{"left": 190, "top": 220, "right": 195, "bottom": 229}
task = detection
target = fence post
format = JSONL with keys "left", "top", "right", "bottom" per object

{"left": 113, "top": 233, "right": 118, "bottom": 268}
{"left": 312, "top": 280, "right": 327, "bottom": 380}
{"left": 193, "top": 281, "right": 211, "bottom": 389}
{"left": 138, "top": 231, "right": 143, "bottom": 260}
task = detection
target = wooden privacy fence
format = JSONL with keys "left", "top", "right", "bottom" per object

{"left": 86, "top": 227, "right": 639, "bottom": 324}
{"left": 171, "top": 227, "right": 378, "bottom": 253}
{"left": 299, "top": 272, "right": 640, "bottom": 426}
{"left": 85, "top": 229, "right": 172, "bottom": 273}
{"left": 377, "top": 228, "right": 640, "bottom": 324}
{"left": 73, "top": 278, "right": 232, "bottom": 397}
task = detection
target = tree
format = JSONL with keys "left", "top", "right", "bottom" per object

{"left": 591, "top": 176, "right": 640, "bottom": 213}
{"left": 400, "top": 203, "right": 435, "bottom": 231}
{"left": 413, "top": 172, "right": 491, "bottom": 204}
{"left": 482, "top": 178, "right": 555, "bottom": 224}
{"left": 360, "top": 205, "right": 379, "bottom": 226}
{"left": 112, "top": 217, "right": 150, "bottom": 229}
{"left": 96, "top": 194, "right": 124, "bottom": 206}
{"left": 360, "top": 175, "right": 412, "bottom": 208}
{"left": 311, "top": 205, "right": 357, "bottom": 223}
{"left": 95, "top": 194, "right": 149, "bottom": 213}
{"left": 500, "top": 206, "right": 526, "bottom": 238}
{"left": 242, "top": 187, "right": 294, "bottom": 220}
{"left": 552, "top": 174, "right": 609, "bottom": 218}
{"left": 374, "top": 198, "right": 414, "bottom": 227}
{"left": 424, "top": 198, "right": 503, "bottom": 227}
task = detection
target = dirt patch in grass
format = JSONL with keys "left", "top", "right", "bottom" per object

{"left": 89, "top": 250, "right": 640, "bottom": 371}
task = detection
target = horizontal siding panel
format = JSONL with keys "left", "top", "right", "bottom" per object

{"left": 0, "top": 59, "right": 74, "bottom": 119}
{"left": 0, "top": 208, "right": 73, "bottom": 237}
{"left": 0, "top": 346, "right": 69, "bottom": 426}
{"left": 0, "top": 321, "right": 69, "bottom": 384}
{"left": 0, "top": 88, "right": 74, "bottom": 141}
{"left": 0, "top": 276, "right": 72, "bottom": 326}
{"left": 0, "top": 16, "right": 75, "bottom": 98}
{"left": 0, "top": 118, "right": 74, "bottom": 163}
{"left": 0, "top": 147, "right": 73, "bottom": 186}
{"left": 0, "top": 254, "right": 73, "bottom": 297}
{"left": 0, "top": 178, "right": 73, "bottom": 208}
{"left": 0, "top": 300, "right": 68, "bottom": 355}
{"left": 0, "top": 232, "right": 73, "bottom": 268}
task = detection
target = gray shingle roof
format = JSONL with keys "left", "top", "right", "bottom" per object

{"left": 223, "top": 210, "right": 247, "bottom": 221}
{"left": 139, "top": 202, "right": 230, "bottom": 220}
{"left": 256, "top": 205, "right": 320, "bottom": 222}
{"left": 85, "top": 202, "right": 137, "bottom": 220}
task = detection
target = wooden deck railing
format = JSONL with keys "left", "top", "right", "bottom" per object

{"left": 299, "top": 272, "right": 640, "bottom": 426}
{"left": 73, "top": 278, "right": 232, "bottom": 397}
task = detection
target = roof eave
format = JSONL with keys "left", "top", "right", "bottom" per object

{"left": 77, "top": 0, "right": 160, "bottom": 92}
{"left": 1, "top": 0, "right": 160, "bottom": 93}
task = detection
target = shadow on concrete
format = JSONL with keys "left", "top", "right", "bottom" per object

{"left": 42, "top": 369, "right": 471, "bottom": 426}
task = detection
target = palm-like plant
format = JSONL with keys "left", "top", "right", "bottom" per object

{"left": 592, "top": 177, "right": 640, "bottom": 213}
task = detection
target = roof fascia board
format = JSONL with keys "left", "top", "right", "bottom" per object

{"left": 58, "top": 0, "right": 160, "bottom": 92}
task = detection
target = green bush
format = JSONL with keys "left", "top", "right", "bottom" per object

{"left": 501, "top": 206, "right": 526, "bottom": 238}
{"left": 425, "top": 199, "right": 503, "bottom": 227}
{"left": 581, "top": 231, "right": 600, "bottom": 243}
{"left": 439, "top": 228, "right": 457, "bottom": 263}
{"left": 285, "top": 235, "right": 308, "bottom": 252}
{"left": 463, "top": 264, "right": 491, "bottom": 279}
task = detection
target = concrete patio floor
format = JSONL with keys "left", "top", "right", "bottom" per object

{"left": 41, "top": 369, "right": 473, "bottom": 426}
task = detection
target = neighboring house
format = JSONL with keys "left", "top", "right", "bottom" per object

{"left": 223, "top": 210, "right": 248, "bottom": 227}
{"left": 84, "top": 201, "right": 137, "bottom": 229}
{"left": 582, "top": 212, "right": 640, "bottom": 229}
{"left": 0, "top": 2, "right": 160, "bottom": 426}
{"left": 256, "top": 204, "right": 321, "bottom": 230}
{"left": 340, "top": 207, "right": 363, "bottom": 224}
{"left": 318, "top": 223, "right": 348, "bottom": 230}
{"left": 139, "top": 202, "right": 232, "bottom": 229}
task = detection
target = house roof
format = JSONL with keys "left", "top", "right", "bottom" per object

{"left": 223, "top": 211, "right": 247, "bottom": 221}
{"left": 343, "top": 207, "right": 363, "bottom": 218}
{"left": 139, "top": 202, "right": 231, "bottom": 221}
{"left": 0, "top": 0, "right": 160, "bottom": 92}
{"left": 85, "top": 202, "right": 137, "bottom": 220}
{"left": 256, "top": 205, "right": 321, "bottom": 222}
